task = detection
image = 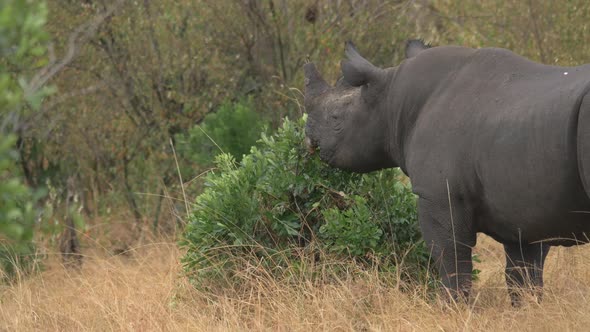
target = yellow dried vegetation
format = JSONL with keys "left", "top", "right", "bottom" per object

{"left": 2, "top": 235, "right": 590, "bottom": 331}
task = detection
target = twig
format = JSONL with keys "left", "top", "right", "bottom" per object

{"left": 26, "top": 0, "right": 124, "bottom": 97}
{"left": 169, "top": 138, "right": 190, "bottom": 218}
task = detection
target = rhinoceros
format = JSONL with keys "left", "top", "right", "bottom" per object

{"left": 303, "top": 40, "right": 590, "bottom": 304}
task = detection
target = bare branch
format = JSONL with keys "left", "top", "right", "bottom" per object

{"left": 143, "top": 0, "right": 165, "bottom": 106}
{"left": 25, "top": 0, "right": 125, "bottom": 98}
{"left": 42, "top": 84, "right": 107, "bottom": 112}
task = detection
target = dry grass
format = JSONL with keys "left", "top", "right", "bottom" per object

{"left": 2, "top": 235, "right": 590, "bottom": 331}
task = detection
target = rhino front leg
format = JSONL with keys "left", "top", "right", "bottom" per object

{"left": 503, "top": 242, "right": 550, "bottom": 306}
{"left": 418, "top": 198, "right": 476, "bottom": 301}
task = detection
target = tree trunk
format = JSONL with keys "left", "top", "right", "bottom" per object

{"left": 59, "top": 176, "right": 83, "bottom": 269}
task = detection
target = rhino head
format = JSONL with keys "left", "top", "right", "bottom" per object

{"left": 304, "top": 42, "right": 397, "bottom": 172}
{"left": 304, "top": 40, "right": 430, "bottom": 173}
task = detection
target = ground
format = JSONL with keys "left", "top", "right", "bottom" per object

{"left": 1, "top": 234, "right": 590, "bottom": 331}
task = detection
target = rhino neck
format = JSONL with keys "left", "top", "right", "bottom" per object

{"left": 384, "top": 63, "right": 421, "bottom": 174}
{"left": 386, "top": 46, "right": 478, "bottom": 175}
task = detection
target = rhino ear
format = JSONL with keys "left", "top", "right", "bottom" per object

{"left": 405, "top": 39, "right": 431, "bottom": 58}
{"left": 341, "top": 41, "right": 381, "bottom": 87}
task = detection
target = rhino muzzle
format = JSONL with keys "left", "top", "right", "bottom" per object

{"left": 304, "top": 136, "right": 317, "bottom": 154}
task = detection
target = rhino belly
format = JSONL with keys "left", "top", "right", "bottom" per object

{"left": 476, "top": 199, "right": 590, "bottom": 246}
{"left": 473, "top": 103, "right": 590, "bottom": 245}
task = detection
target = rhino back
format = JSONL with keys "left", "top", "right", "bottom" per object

{"left": 404, "top": 47, "right": 590, "bottom": 243}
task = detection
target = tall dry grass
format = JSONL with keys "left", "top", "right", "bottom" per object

{"left": 1, "top": 234, "right": 590, "bottom": 331}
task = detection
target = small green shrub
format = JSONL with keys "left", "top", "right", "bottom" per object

{"left": 320, "top": 196, "right": 383, "bottom": 257}
{"left": 177, "top": 98, "right": 268, "bottom": 166}
{"left": 181, "top": 116, "right": 428, "bottom": 288}
{"left": 0, "top": 0, "right": 50, "bottom": 280}
{"left": 0, "top": 135, "right": 42, "bottom": 279}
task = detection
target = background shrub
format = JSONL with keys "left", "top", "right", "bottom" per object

{"left": 177, "top": 98, "right": 268, "bottom": 167}
{"left": 181, "top": 116, "right": 428, "bottom": 289}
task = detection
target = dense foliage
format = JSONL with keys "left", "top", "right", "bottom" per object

{"left": 17, "top": 0, "right": 587, "bottom": 229}
{"left": 182, "top": 116, "right": 428, "bottom": 287}
{"left": 2, "top": 0, "right": 590, "bottom": 283}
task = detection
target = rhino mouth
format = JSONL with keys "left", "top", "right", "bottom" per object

{"left": 304, "top": 119, "right": 320, "bottom": 154}
{"left": 305, "top": 136, "right": 318, "bottom": 154}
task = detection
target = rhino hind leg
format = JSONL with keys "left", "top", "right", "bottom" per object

{"left": 576, "top": 90, "right": 590, "bottom": 201}
{"left": 418, "top": 198, "right": 476, "bottom": 301}
{"left": 503, "top": 242, "right": 551, "bottom": 306}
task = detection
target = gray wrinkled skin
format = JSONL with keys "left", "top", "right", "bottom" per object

{"left": 304, "top": 40, "right": 590, "bottom": 305}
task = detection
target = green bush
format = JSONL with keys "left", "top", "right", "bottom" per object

{"left": 320, "top": 196, "right": 383, "bottom": 257}
{"left": 0, "top": 0, "right": 49, "bottom": 280}
{"left": 0, "top": 135, "right": 42, "bottom": 279}
{"left": 181, "top": 116, "right": 428, "bottom": 288}
{"left": 177, "top": 98, "right": 267, "bottom": 166}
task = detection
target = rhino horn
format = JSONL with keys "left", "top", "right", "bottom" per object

{"left": 304, "top": 63, "right": 330, "bottom": 100}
